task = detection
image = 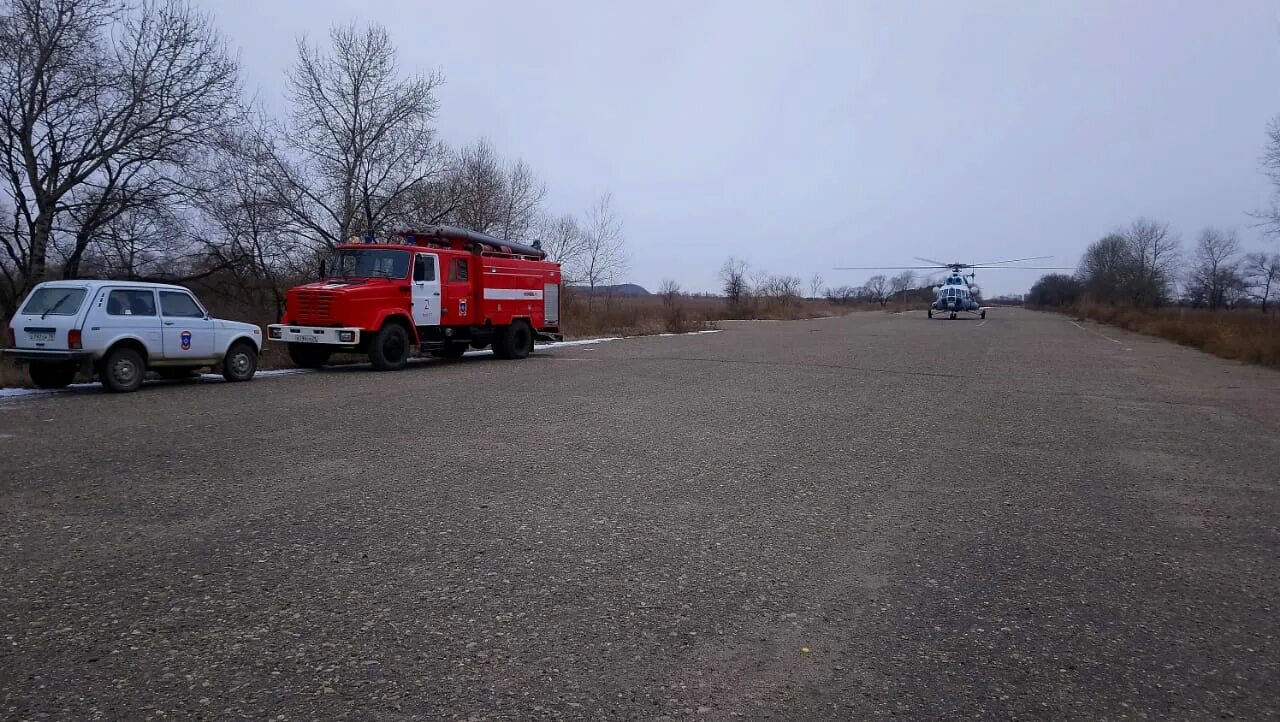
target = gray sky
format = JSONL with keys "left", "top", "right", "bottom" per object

{"left": 207, "top": 0, "right": 1280, "bottom": 295}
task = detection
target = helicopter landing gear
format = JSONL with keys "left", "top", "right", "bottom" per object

{"left": 981, "top": 309, "right": 986, "bottom": 319}
{"left": 927, "top": 309, "right": 933, "bottom": 319}
{"left": 950, "top": 312, "right": 957, "bottom": 320}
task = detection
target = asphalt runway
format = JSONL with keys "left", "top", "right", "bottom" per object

{"left": 2, "top": 309, "right": 1277, "bottom": 720}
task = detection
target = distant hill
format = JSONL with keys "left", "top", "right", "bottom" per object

{"left": 571, "top": 283, "right": 651, "bottom": 297}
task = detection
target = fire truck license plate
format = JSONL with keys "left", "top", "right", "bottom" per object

{"left": 300, "top": 335, "right": 317, "bottom": 343}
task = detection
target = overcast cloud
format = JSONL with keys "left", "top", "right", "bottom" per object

{"left": 202, "top": 0, "right": 1280, "bottom": 294}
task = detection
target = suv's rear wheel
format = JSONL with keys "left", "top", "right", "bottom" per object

{"left": 222, "top": 341, "right": 258, "bottom": 382}
{"left": 29, "top": 362, "right": 76, "bottom": 389}
{"left": 288, "top": 343, "right": 331, "bottom": 369}
{"left": 369, "top": 323, "right": 410, "bottom": 371}
{"left": 100, "top": 346, "right": 145, "bottom": 393}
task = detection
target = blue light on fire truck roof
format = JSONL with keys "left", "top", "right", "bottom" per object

{"left": 362, "top": 233, "right": 375, "bottom": 244}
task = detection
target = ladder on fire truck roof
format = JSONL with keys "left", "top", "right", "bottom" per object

{"left": 390, "top": 225, "right": 548, "bottom": 261}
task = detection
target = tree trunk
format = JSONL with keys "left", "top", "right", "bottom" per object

{"left": 63, "top": 229, "right": 95, "bottom": 280}
{"left": 26, "top": 210, "right": 55, "bottom": 292}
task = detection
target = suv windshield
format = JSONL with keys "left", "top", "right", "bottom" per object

{"left": 21, "top": 287, "right": 87, "bottom": 317}
{"left": 326, "top": 249, "right": 410, "bottom": 280}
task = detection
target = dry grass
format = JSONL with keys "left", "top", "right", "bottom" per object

{"left": 1073, "top": 301, "right": 1280, "bottom": 367}
{"left": 560, "top": 294, "right": 859, "bottom": 338}
{"left": 1, "top": 357, "right": 24, "bottom": 387}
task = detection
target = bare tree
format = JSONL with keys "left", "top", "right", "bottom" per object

{"left": 809, "top": 273, "right": 824, "bottom": 299}
{"left": 1123, "top": 218, "right": 1179, "bottom": 306}
{"left": 81, "top": 201, "right": 186, "bottom": 279}
{"left": 430, "top": 139, "right": 546, "bottom": 241}
{"left": 1260, "top": 117, "right": 1280, "bottom": 237}
{"left": 1242, "top": 252, "right": 1280, "bottom": 312}
{"left": 580, "top": 193, "right": 626, "bottom": 292}
{"left": 188, "top": 119, "right": 309, "bottom": 317}
{"left": 268, "top": 22, "right": 445, "bottom": 250}
{"left": 864, "top": 274, "right": 891, "bottom": 307}
{"left": 720, "top": 256, "right": 749, "bottom": 308}
{"left": 499, "top": 158, "right": 546, "bottom": 241}
{"left": 890, "top": 270, "right": 915, "bottom": 302}
{"left": 825, "top": 285, "right": 859, "bottom": 304}
{"left": 1187, "top": 227, "right": 1242, "bottom": 309}
{"left": 1028, "top": 273, "right": 1082, "bottom": 307}
{"left": 1078, "top": 233, "right": 1131, "bottom": 304}
{"left": 535, "top": 212, "right": 587, "bottom": 283}
{"left": 757, "top": 274, "right": 802, "bottom": 309}
{"left": 443, "top": 138, "right": 505, "bottom": 234}
{"left": 1077, "top": 221, "right": 1178, "bottom": 307}
{"left": 0, "top": 0, "right": 241, "bottom": 313}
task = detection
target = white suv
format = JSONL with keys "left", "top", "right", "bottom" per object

{"left": 3, "top": 280, "right": 262, "bottom": 392}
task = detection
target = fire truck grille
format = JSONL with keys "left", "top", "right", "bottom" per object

{"left": 293, "top": 291, "right": 336, "bottom": 324}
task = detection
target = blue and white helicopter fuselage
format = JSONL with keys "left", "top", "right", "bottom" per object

{"left": 928, "top": 274, "right": 987, "bottom": 319}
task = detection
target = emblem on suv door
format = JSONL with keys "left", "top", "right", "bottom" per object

{"left": 180, "top": 330, "right": 192, "bottom": 350}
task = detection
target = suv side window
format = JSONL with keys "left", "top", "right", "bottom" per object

{"left": 106, "top": 289, "right": 157, "bottom": 317}
{"left": 450, "top": 258, "right": 469, "bottom": 282}
{"left": 160, "top": 291, "right": 205, "bottom": 318}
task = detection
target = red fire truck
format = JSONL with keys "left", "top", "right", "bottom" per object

{"left": 267, "top": 226, "right": 561, "bottom": 370}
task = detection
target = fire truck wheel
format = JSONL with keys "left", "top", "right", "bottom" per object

{"left": 494, "top": 321, "right": 533, "bottom": 360}
{"left": 430, "top": 342, "right": 468, "bottom": 359}
{"left": 288, "top": 343, "right": 331, "bottom": 369}
{"left": 370, "top": 323, "right": 411, "bottom": 371}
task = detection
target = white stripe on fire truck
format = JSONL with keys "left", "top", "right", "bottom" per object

{"left": 483, "top": 288, "right": 544, "bottom": 301}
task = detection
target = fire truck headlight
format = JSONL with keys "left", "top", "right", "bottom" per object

{"left": 269, "top": 327, "right": 282, "bottom": 340}
{"left": 338, "top": 330, "right": 356, "bottom": 343}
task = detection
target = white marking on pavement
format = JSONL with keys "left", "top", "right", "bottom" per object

{"left": 1069, "top": 320, "right": 1132, "bottom": 351}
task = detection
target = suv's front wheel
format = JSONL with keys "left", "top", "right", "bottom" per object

{"left": 222, "top": 341, "right": 258, "bottom": 382}
{"left": 29, "top": 361, "right": 76, "bottom": 389}
{"left": 100, "top": 346, "right": 146, "bottom": 393}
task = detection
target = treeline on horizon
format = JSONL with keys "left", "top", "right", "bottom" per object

{"left": 1028, "top": 118, "right": 1280, "bottom": 313}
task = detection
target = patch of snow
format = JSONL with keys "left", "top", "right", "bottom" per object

{"left": 542, "top": 337, "right": 624, "bottom": 347}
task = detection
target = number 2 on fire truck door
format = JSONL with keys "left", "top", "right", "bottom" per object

{"left": 411, "top": 253, "right": 441, "bottom": 326}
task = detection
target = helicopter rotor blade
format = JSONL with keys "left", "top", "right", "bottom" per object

{"left": 832, "top": 266, "right": 945, "bottom": 271}
{"left": 966, "top": 266, "right": 1072, "bottom": 270}
{"left": 913, "top": 256, "right": 951, "bottom": 266}
{"left": 970, "top": 255, "right": 1052, "bottom": 266}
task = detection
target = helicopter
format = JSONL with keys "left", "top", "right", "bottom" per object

{"left": 834, "top": 256, "right": 1068, "bottom": 320}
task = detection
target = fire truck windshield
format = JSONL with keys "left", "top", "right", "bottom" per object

{"left": 325, "top": 249, "right": 410, "bottom": 280}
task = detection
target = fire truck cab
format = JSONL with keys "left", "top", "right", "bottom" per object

{"left": 267, "top": 226, "right": 561, "bottom": 370}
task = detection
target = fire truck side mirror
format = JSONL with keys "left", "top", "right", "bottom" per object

{"left": 319, "top": 260, "right": 327, "bottom": 278}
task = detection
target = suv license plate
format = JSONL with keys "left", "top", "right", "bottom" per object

{"left": 30, "top": 332, "right": 53, "bottom": 342}
{"left": 299, "top": 335, "right": 317, "bottom": 343}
